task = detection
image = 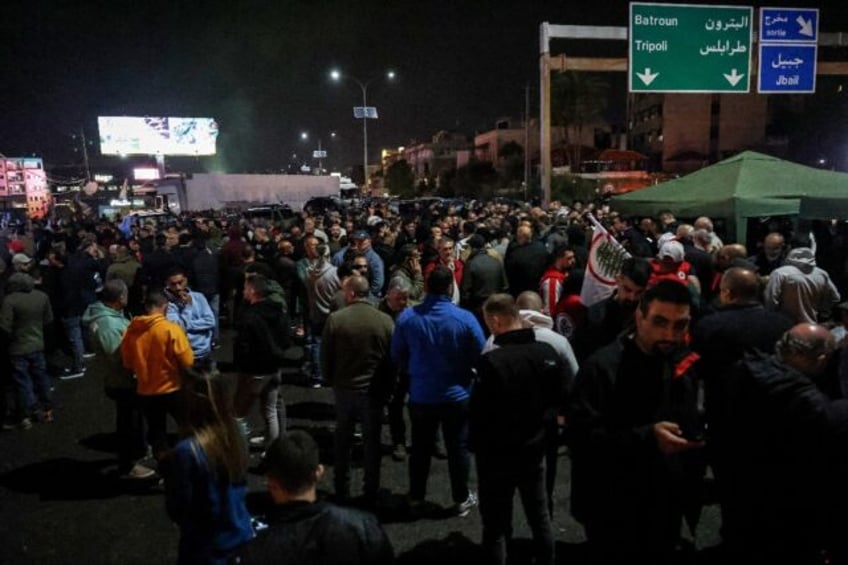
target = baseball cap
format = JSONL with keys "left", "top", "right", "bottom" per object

{"left": 12, "top": 253, "right": 33, "bottom": 267}
{"left": 8, "top": 240, "right": 24, "bottom": 254}
{"left": 351, "top": 230, "right": 371, "bottom": 240}
{"left": 658, "top": 240, "right": 685, "bottom": 263}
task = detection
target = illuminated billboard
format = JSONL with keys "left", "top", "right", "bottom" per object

{"left": 98, "top": 116, "right": 219, "bottom": 156}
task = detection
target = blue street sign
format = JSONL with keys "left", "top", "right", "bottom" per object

{"left": 758, "top": 44, "right": 816, "bottom": 93}
{"left": 759, "top": 8, "right": 818, "bottom": 43}
{"left": 758, "top": 7, "right": 818, "bottom": 94}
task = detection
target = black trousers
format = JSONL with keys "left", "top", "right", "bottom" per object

{"left": 139, "top": 391, "right": 186, "bottom": 461}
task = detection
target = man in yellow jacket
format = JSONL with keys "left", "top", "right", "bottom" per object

{"left": 122, "top": 289, "right": 194, "bottom": 461}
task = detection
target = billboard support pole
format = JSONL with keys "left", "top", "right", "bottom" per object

{"left": 156, "top": 155, "right": 166, "bottom": 180}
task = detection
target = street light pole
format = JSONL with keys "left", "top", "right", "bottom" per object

{"left": 331, "top": 69, "right": 395, "bottom": 192}
{"left": 360, "top": 82, "right": 368, "bottom": 191}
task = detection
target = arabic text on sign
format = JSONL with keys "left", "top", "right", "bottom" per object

{"left": 699, "top": 40, "right": 747, "bottom": 57}
{"left": 704, "top": 16, "right": 749, "bottom": 31}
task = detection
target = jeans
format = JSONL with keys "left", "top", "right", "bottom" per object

{"left": 62, "top": 317, "right": 85, "bottom": 371}
{"left": 206, "top": 293, "right": 220, "bottom": 343}
{"left": 307, "top": 320, "right": 324, "bottom": 381}
{"left": 409, "top": 399, "right": 471, "bottom": 503}
{"left": 476, "top": 453, "right": 554, "bottom": 565}
{"left": 139, "top": 391, "right": 186, "bottom": 461}
{"left": 11, "top": 352, "right": 52, "bottom": 419}
{"left": 235, "top": 372, "right": 285, "bottom": 446}
{"left": 388, "top": 371, "right": 409, "bottom": 447}
{"left": 105, "top": 388, "right": 147, "bottom": 473}
{"left": 333, "top": 388, "right": 383, "bottom": 500}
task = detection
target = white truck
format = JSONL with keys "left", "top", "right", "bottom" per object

{"left": 153, "top": 173, "right": 340, "bottom": 213}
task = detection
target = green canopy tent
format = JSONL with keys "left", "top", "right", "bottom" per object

{"left": 798, "top": 179, "right": 848, "bottom": 220}
{"left": 612, "top": 151, "right": 848, "bottom": 243}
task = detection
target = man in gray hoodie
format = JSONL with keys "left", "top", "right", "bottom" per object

{"left": 304, "top": 244, "right": 340, "bottom": 387}
{"left": 765, "top": 247, "right": 841, "bottom": 324}
{"left": 0, "top": 272, "right": 53, "bottom": 428}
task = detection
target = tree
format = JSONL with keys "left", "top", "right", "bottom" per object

{"left": 551, "top": 71, "right": 609, "bottom": 170}
{"left": 384, "top": 160, "right": 415, "bottom": 198}
{"left": 451, "top": 161, "right": 499, "bottom": 199}
{"left": 498, "top": 140, "right": 525, "bottom": 187}
{"left": 551, "top": 173, "right": 598, "bottom": 205}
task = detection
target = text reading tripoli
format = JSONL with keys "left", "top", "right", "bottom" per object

{"left": 633, "top": 14, "right": 679, "bottom": 27}
{"left": 635, "top": 40, "right": 669, "bottom": 53}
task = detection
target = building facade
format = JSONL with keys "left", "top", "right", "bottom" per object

{"left": 628, "top": 93, "right": 772, "bottom": 174}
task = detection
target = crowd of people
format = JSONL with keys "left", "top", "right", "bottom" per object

{"left": 1, "top": 194, "right": 847, "bottom": 564}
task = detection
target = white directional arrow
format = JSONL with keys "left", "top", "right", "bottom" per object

{"left": 723, "top": 68, "right": 745, "bottom": 87}
{"left": 636, "top": 68, "right": 659, "bottom": 86}
{"left": 797, "top": 15, "right": 814, "bottom": 37}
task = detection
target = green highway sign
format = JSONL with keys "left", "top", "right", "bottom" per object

{"left": 629, "top": 3, "right": 753, "bottom": 93}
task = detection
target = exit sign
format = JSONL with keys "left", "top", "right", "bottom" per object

{"left": 629, "top": 3, "right": 753, "bottom": 93}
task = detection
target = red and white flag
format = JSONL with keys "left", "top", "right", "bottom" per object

{"left": 580, "top": 214, "right": 631, "bottom": 307}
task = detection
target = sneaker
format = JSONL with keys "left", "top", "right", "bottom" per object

{"left": 248, "top": 435, "right": 266, "bottom": 448}
{"left": 307, "top": 377, "right": 323, "bottom": 389}
{"left": 392, "top": 444, "right": 407, "bottom": 462}
{"left": 59, "top": 368, "right": 85, "bottom": 380}
{"left": 37, "top": 409, "right": 54, "bottom": 423}
{"left": 455, "top": 492, "right": 478, "bottom": 518}
{"left": 83, "top": 352, "right": 96, "bottom": 359}
{"left": 121, "top": 463, "right": 156, "bottom": 480}
{"left": 18, "top": 418, "right": 33, "bottom": 430}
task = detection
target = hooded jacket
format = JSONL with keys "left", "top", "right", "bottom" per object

{"left": 121, "top": 313, "right": 194, "bottom": 396}
{"left": 82, "top": 301, "right": 132, "bottom": 389}
{"left": 0, "top": 273, "right": 53, "bottom": 355}
{"left": 765, "top": 247, "right": 841, "bottom": 324}
{"left": 306, "top": 260, "right": 340, "bottom": 328}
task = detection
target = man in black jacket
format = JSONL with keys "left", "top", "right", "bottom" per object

{"left": 471, "top": 293, "right": 565, "bottom": 565}
{"left": 60, "top": 239, "right": 106, "bottom": 379}
{"left": 568, "top": 281, "right": 705, "bottom": 564}
{"left": 460, "top": 234, "right": 507, "bottom": 332}
{"left": 573, "top": 256, "right": 651, "bottom": 362}
{"left": 233, "top": 275, "right": 293, "bottom": 449}
{"left": 721, "top": 324, "right": 848, "bottom": 563}
{"left": 235, "top": 430, "right": 393, "bottom": 565}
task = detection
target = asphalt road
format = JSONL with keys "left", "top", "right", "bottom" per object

{"left": 0, "top": 331, "right": 722, "bottom": 564}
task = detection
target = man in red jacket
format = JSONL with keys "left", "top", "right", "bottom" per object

{"left": 539, "top": 244, "right": 576, "bottom": 316}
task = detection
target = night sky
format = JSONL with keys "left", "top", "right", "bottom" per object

{"left": 2, "top": 0, "right": 840, "bottom": 177}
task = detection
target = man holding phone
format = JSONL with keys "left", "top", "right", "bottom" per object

{"left": 568, "top": 281, "right": 704, "bottom": 564}
{"left": 164, "top": 267, "right": 216, "bottom": 370}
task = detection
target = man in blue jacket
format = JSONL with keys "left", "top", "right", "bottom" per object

{"left": 391, "top": 266, "right": 486, "bottom": 518}
{"left": 164, "top": 267, "right": 216, "bottom": 370}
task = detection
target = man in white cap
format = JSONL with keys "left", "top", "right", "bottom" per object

{"left": 648, "top": 240, "right": 701, "bottom": 297}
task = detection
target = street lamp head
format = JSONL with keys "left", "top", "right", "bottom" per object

{"left": 301, "top": 132, "right": 309, "bottom": 140}
{"left": 330, "top": 69, "right": 341, "bottom": 81}
{"left": 387, "top": 70, "right": 396, "bottom": 80}
{"left": 330, "top": 131, "right": 337, "bottom": 138}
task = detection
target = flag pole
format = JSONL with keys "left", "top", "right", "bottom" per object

{"left": 583, "top": 212, "right": 631, "bottom": 258}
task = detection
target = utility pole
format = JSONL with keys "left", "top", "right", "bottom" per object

{"left": 524, "top": 84, "right": 531, "bottom": 202}
{"left": 79, "top": 127, "right": 92, "bottom": 181}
